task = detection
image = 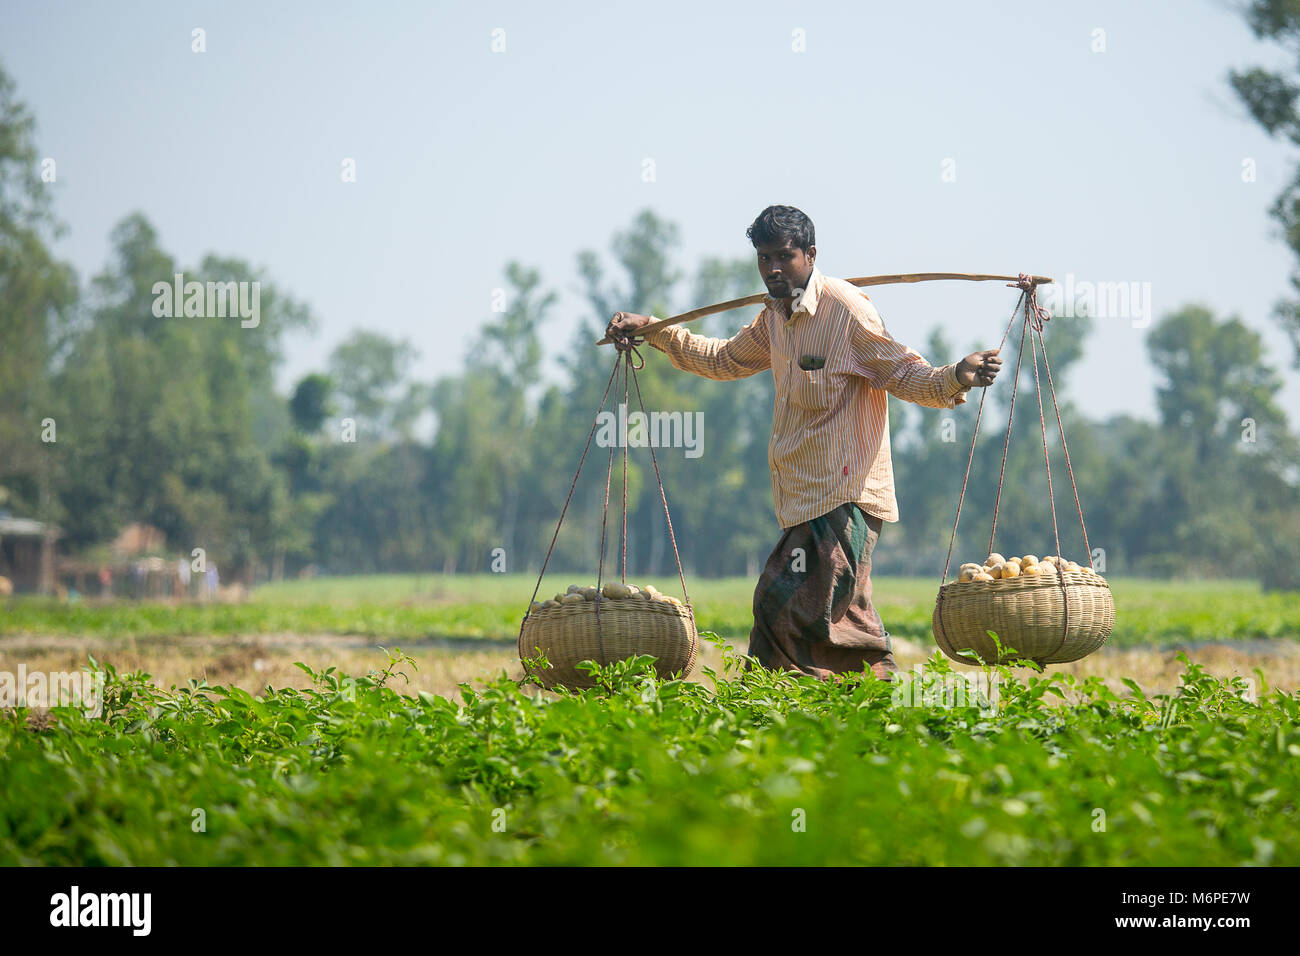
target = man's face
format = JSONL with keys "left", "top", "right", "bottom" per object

{"left": 755, "top": 239, "right": 816, "bottom": 299}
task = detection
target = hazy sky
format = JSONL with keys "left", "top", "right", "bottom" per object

{"left": 3, "top": 0, "right": 1298, "bottom": 422}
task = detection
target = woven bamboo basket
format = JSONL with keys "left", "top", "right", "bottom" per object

{"left": 932, "top": 569, "right": 1115, "bottom": 666}
{"left": 518, "top": 596, "right": 699, "bottom": 690}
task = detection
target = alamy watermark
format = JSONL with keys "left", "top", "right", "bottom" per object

{"left": 595, "top": 402, "right": 704, "bottom": 459}
{"left": 50, "top": 886, "right": 151, "bottom": 936}
{"left": 891, "top": 664, "right": 1001, "bottom": 716}
{"left": 151, "top": 273, "right": 260, "bottom": 328}
{"left": 1, "top": 665, "right": 104, "bottom": 717}
{"left": 1038, "top": 273, "right": 1152, "bottom": 328}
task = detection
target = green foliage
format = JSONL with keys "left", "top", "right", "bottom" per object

{"left": 1230, "top": 0, "right": 1300, "bottom": 366}
{"left": 328, "top": 331, "right": 426, "bottom": 440}
{"left": 3, "top": 575, "right": 1298, "bottom": 646}
{"left": 0, "top": 62, "right": 78, "bottom": 518}
{"left": 1, "top": 645, "right": 1295, "bottom": 865}
{"left": 289, "top": 374, "right": 334, "bottom": 435}
{"left": 4, "top": 46, "right": 1298, "bottom": 591}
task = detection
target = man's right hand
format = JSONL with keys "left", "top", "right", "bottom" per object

{"left": 606, "top": 312, "right": 653, "bottom": 341}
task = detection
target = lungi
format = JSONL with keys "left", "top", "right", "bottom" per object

{"left": 747, "top": 502, "right": 897, "bottom": 681}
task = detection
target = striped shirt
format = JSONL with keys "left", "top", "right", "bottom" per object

{"left": 645, "top": 266, "right": 970, "bottom": 529}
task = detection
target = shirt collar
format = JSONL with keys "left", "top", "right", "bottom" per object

{"left": 765, "top": 265, "right": 823, "bottom": 321}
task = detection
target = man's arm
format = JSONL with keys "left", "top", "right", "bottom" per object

{"left": 607, "top": 310, "right": 772, "bottom": 381}
{"left": 848, "top": 300, "right": 999, "bottom": 408}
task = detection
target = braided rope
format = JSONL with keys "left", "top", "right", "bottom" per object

{"left": 520, "top": 326, "right": 690, "bottom": 673}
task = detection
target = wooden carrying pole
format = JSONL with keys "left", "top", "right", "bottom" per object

{"left": 595, "top": 271, "right": 1055, "bottom": 345}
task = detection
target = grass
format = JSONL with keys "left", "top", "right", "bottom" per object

{"left": 3, "top": 574, "right": 1298, "bottom": 646}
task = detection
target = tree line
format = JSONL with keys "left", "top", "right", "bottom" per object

{"left": 2, "top": 64, "right": 1298, "bottom": 590}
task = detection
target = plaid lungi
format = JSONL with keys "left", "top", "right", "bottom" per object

{"left": 747, "top": 502, "right": 897, "bottom": 681}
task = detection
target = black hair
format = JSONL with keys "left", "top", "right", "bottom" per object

{"left": 746, "top": 205, "right": 815, "bottom": 253}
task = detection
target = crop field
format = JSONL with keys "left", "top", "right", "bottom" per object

{"left": 2, "top": 574, "right": 1298, "bottom": 865}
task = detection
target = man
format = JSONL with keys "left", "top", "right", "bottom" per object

{"left": 604, "top": 205, "right": 1002, "bottom": 682}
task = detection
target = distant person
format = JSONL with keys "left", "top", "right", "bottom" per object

{"left": 606, "top": 205, "right": 1003, "bottom": 683}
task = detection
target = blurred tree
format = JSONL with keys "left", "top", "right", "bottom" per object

{"left": 0, "top": 64, "right": 78, "bottom": 521}
{"left": 1229, "top": 0, "right": 1300, "bottom": 366}
{"left": 51, "top": 213, "right": 311, "bottom": 581}
{"left": 1145, "top": 305, "right": 1298, "bottom": 581}
{"left": 289, "top": 373, "right": 334, "bottom": 434}
{"left": 328, "top": 331, "right": 420, "bottom": 438}
{"left": 425, "top": 262, "right": 556, "bottom": 572}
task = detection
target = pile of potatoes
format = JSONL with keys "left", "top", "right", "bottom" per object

{"left": 956, "top": 553, "right": 1099, "bottom": 582}
{"left": 529, "top": 582, "right": 685, "bottom": 614}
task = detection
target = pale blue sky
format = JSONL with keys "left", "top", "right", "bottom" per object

{"left": 3, "top": 0, "right": 1298, "bottom": 421}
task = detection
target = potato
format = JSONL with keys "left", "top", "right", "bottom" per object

{"left": 1001, "top": 562, "right": 1021, "bottom": 578}
{"left": 1021, "top": 554, "right": 1039, "bottom": 567}
{"left": 530, "top": 601, "right": 544, "bottom": 613}
{"left": 1020, "top": 564, "right": 1042, "bottom": 576}
{"left": 543, "top": 599, "right": 559, "bottom": 608}
{"left": 561, "top": 593, "right": 585, "bottom": 605}
{"left": 958, "top": 567, "right": 978, "bottom": 582}
{"left": 984, "top": 553, "right": 1006, "bottom": 568}
{"left": 988, "top": 562, "right": 1006, "bottom": 579}
{"left": 973, "top": 571, "right": 995, "bottom": 582}
{"left": 581, "top": 586, "right": 598, "bottom": 600}
{"left": 602, "top": 581, "right": 631, "bottom": 599}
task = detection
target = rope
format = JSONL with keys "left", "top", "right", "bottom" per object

{"left": 986, "top": 312, "right": 1030, "bottom": 560}
{"left": 939, "top": 290, "right": 1024, "bottom": 585}
{"left": 621, "top": 356, "right": 629, "bottom": 584}
{"left": 1029, "top": 323, "right": 1063, "bottom": 566}
{"left": 522, "top": 357, "right": 621, "bottom": 614}
{"left": 595, "top": 368, "right": 618, "bottom": 666}
{"left": 519, "top": 327, "right": 692, "bottom": 670}
{"left": 630, "top": 358, "right": 692, "bottom": 611}
{"left": 1036, "top": 324, "right": 1095, "bottom": 569}
{"left": 1029, "top": 322, "right": 1072, "bottom": 659}
{"left": 936, "top": 273, "right": 1094, "bottom": 666}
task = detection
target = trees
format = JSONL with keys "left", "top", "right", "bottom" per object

{"left": 328, "top": 331, "right": 425, "bottom": 440}
{"left": 0, "top": 64, "right": 77, "bottom": 522}
{"left": 50, "top": 213, "right": 312, "bottom": 581}
{"left": 4, "top": 39, "right": 1297, "bottom": 591}
{"left": 1145, "top": 305, "right": 1299, "bottom": 584}
{"left": 1230, "top": 0, "right": 1300, "bottom": 367}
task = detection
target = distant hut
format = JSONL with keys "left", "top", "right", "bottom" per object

{"left": 0, "top": 513, "right": 60, "bottom": 595}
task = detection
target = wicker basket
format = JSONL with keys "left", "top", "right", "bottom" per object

{"left": 518, "top": 596, "right": 699, "bottom": 690}
{"left": 932, "top": 569, "right": 1115, "bottom": 666}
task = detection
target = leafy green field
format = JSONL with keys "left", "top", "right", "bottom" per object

{"left": 4, "top": 575, "right": 1297, "bottom": 865}
{"left": 2, "top": 642, "right": 1295, "bottom": 865}
{"left": 2, "top": 575, "right": 1298, "bottom": 646}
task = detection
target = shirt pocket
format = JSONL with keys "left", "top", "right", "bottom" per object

{"left": 789, "top": 368, "right": 836, "bottom": 413}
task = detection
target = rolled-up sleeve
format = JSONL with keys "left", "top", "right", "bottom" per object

{"left": 645, "top": 310, "right": 772, "bottom": 381}
{"left": 848, "top": 301, "right": 969, "bottom": 409}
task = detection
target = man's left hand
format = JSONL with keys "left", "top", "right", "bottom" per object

{"left": 956, "top": 349, "right": 1002, "bottom": 388}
